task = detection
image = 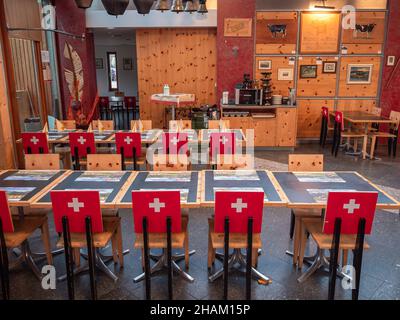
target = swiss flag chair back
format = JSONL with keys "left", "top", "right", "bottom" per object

{"left": 115, "top": 132, "right": 141, "bottom": 158}
{"left": 50, "top": 191, "right": 103, "bottom": 234}
{"left": 162, "top": 132, "right": 189, "bottom": 155}
{"left": 69, "top": 132, "right": 96, "bottom": 159}
{"left": 214, "top": 191, "right": 264, "bottom": 234}
{"left": 210, "top": 132, "right": 236, "bottom": 161}
{"left": 124, "top": 96, "right": 136, "bottom": 109}
{"left": 334, "top": 111, "right": 345, "bottom": 132}
{"left": 0, "top": 191, "right": 14, "bottom": 233}
{"left": 132, "top": 191, "right": 181, "bottom": 233}
{"left": 323, "top": 191, "right": 378, "bottom": 235}
{"left": 22, "top": 132, "right": 49, "bottom": 154}
{"left": 322, "top": 107, "right": 330, "bottom": 123}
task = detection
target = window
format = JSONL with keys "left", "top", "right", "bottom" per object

{"left": 107, "top": 52, "right": 118, "bottom": 91}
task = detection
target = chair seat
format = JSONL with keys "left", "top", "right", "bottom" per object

{"left": 341, "top": 131, "right": 366, "bottom": 138}
{"left": 208, "top": 219, "right": 262, "bottom": 249}
{"left": 124, "top": 155, "right": 147, "bottom": 165}
{"left": 369, "top": 132, "right": 397, "bottom": 138}
{"left": 5, "top": 216, "right": 47, "bottom": 247}
{"left": 293, "top": 208, "right": 322, "bottom": 218}
{"left": 54, "top": 146, "right": 71, "bottom": 153}
{"left": 303, "top": 218, "right": 369, "bottom": 250}
{"left": 134, "top": 216, "right": 188, "bottom": 249}
{"left": 56, "top": 217, "right": 120, "bottom": 248}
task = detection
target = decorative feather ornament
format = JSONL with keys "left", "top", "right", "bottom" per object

{"left": 64, "top": 43, "right": 84, "bottom": 103}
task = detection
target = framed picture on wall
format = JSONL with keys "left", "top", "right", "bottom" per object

{"left": 277, "top": 68, "right": 294, "bottom": 81}
{"left": 259, "top": 60, "right": 272, "bottom": 70}
{"left": 123, "top": 58, "right": 133, "bottom": 70}
{"left": 95, "top": 58, "right": 104, "bottom": 69}
{"left": 300, "top": 65, "right": 318, "bottom": 78}
{"left": 322, "top": 61, "right": 337, "bottom": 74}
{"left": 347, "top": 64, "right": 373, "bottom": 84}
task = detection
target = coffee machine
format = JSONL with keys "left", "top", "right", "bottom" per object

{"left": 234, "top": 74, "right": 263, "bottom": 105}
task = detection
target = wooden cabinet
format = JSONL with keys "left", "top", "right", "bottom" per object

{"left": 223, "top": 107, "right": 297, "bottom": 147}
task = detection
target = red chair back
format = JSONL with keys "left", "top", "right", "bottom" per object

{"left": 124, "top": 96, "right": 136, "bottom": 109}
{"left": 214, "top": 192, "right": 264, "bottom": 234}
{"left": 0, "top": 191, "right": 14, "bottom": 233}
{"left": 69, "top": 132, "right": 96, "bottom": 158}
{"left": 334, "top": 111, "right": 345, "bottom": 131}
{"left": 323, "top": 192, "right": 378, "bottom": 235}
{"left": 115, "top": 132, "right": 141, "bottom": 158}
{"left": 99, "top": 97, "right": 110, "bottom": 108}
{"left": 50, "top": 191, "right": 103, "bottom": 233}
{"left": 162, "top": 132, "right": 189, "bottom": 155}
{"left": 322, "top": 106, "right": 330, "bottom": 126}
{"left": 132, "top": 191, "right": 181, "bottom": 233}
{"left": 22, "top": 132, "right": 49, "bottom": 154}
{"left": 210, "top": 132, "right": 236, "bottom": 160}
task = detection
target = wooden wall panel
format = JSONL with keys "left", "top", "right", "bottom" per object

{"left": 256, "top": 11, "right": 297, "bottom": 54}
{"left": 300, "top": 12, "right": 340, "bottom": 54}
{"left": 297, "top": 57, "right": 338, "bottom": 97}
{"left": 297, "top": 99, "right": 335, "bottom": 138}
{"left": 255, "top": 56, "right": 294, "bottom": 96}
{"left": 276, "top": 108, "right": 297, "bottom": 146}
{"left": 339, "top": 56, "right": 381, "bottom": 97}
{"left": 137, "top": 28, "right": 217, "bottom": 128}
{"left": 337, "top": 99, "right": 377, "bottom": 113}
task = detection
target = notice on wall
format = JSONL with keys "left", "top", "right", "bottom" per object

{"left": 224, "top": 18, "right": 253, "bottom": 37}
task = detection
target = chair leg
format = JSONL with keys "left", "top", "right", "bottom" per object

{"left": 117, "top": 224, "right": 124, "bottom": 267}
{"left": 292, "top": 216, "right": 301, "bottom": 266}
{"left": 73, "top": 248, "right": 81, "bottom": 268}
{"left": 362, "top": 136, "right": 367, "bottom": 160}
{"left": 342, "top": 249, "right": 348, "bottom": 267}
{"left": 370, "top": 136, "right": 377, "bottom": 160}
{"left": 251, "top": 248, "right": 258, "bottom": 268}
{"left": 207, "top": 221, "right": 214, "bottom": 269}
{"left": 393, "top": 137, "right": 398, "bottom": 157}
{"left": 40, "top": 220, "right": 53, "bottom": 265}
{"left": 184, "top": 231, "right": 189, "bottom": 270}
{"left": 388, "top": 138, "right": 393, "bottom": 156}
{"left": 289, "top": 210, "right": 295, "bottom": 239}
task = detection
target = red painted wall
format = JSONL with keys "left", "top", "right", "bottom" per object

{"left": 380, "top": 0, "right": 400, "bottom": 118}
{"left": 217, "top": 0, "right": 255, "bottom": 103}
{"left": 54, "top": 0, "right": 97, "bottom": 125}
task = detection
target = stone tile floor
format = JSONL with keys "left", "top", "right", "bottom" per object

{"left": 6, "top": 144, "right": 400, "bottom": 300}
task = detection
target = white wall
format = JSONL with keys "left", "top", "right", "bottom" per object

{"left": 95, "top": 45, "right": 138, "bottom": 98}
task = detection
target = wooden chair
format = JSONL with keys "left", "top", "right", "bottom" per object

{"left": 152, "top": 154, "right": 189, "bottom": 171}
{"left": 69, "top": 132, "right": 96, "bottom": 170}
{"left": 216, "top": 154, "right": 254, "bottom": 170}
{"left": 0, "top": 190, "right": 53, "bottom": 297}
{"left": 208, "top": 120, "right": 230, "bottom": 130}
{"left": 169, "top": 120, "right": 192, "bottom": 130}
{"left": 331, "top": 111, "right": 368, "bottom": 159}
{"left": 91, "top": 120, "right": 114, "bottom": 131}
{"left": 21, "top": 132, "right": 49, "bottom": 154}
{"left": 115, "top": 132, "right": 147, "bottom": 170}
{"left": 87, "top": 154, "right": 122, "bottom": 171}
{"left": 369, "top": 110, "right": 400, "bottom": 159}
{"left": 25, "top": 154, "right": 61, "bottom": 170}
{"left": 319, "top": 107, "right": 333, "bottom": 147}
{"left": 209, "top": 132, "right": 236, "bottom": 169}
{"left": 288, "top": 154, "right": 324, "bottom": 268}
{"left": 99, "top": 97, "right": 110, "bottom": 120}
{"left": 131, "top": 120, "right": 152, "bottom": 131}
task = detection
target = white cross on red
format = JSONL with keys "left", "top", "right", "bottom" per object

{"left": 170, "top": 136, "right": 179, "bottom": 146}
{"left": 77, "top": 136, "right": 86, "bottom": 145}
{"left": 231, "top": 198, "right": 248, "bottom": 213}
{"left": 30, "top": 136, "right": 39, "bottom": 145}
{"left": 124, "top": 136, "right": 133, "bottom": 145}
{"left": 68, "top": 198, "right": 85, "bottom": 213}
{"left": 149, "top": 198, "right": 165, "bottom": 213}
{"left": 343, "top": 199, "right": 360, "bottom": 214}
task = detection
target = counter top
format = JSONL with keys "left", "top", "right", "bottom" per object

{"left": 221, "top": 104, "right": 297, "bottom": 110}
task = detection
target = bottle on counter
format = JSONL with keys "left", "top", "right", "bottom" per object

{"left": 163, "top": 84, "right": 170, "bottom": 96}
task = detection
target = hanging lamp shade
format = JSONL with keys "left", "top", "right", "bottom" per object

{"left": 133, "top": 0, "right": 154, "bottom": 14}
{"left": 101, "top": 0, "right": 130, "bottom": 16}
{"left": 155, "top": 0, "right": 170, "bottom": 11}
{"left": 171, "top": 0, "right": 184, "bottom": 13}
{"left": 75, "top": 0, "right": 94, "bottom": 9}
{"left": 197, "top": 0, "right": 208, "bottom": 14}
{"left": 184, "top": 0, "right": 197, "bottom": 13}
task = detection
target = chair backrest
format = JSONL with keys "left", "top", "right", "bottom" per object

{"left": 321, "top": 107, "right": 329, "bottom": 119}
{"left": 216, "top": 154, "right": 254, "bottom": 170}
{"left": 22, "top": 132, "right": 49, "bottom": 154}
{"left": 132, "top": 190, "right": 181, "bottom": 233}
{"left": 87, "top": 154, "right": 122, "bottom": 171}
{"left": 99, "top": 97, "right": 110, "bottom": 108}
{"left": 69, "top": 132, "right": 96, "bottom": 158}
{"left": 288, "top": 154, "right": 324, "bottom": 172}
{"left": 214, "top": 191, "right": 264, "bottom": 234}
{"left": 131, "top": 120, "right": 152, "bottom": 131}
{"left": 371, "top": 107, "right": 382, "bottom": 116}
{"left": 389, "top": 111, "right": 400, "bottom": 131}
{"left": 208, "top": 120, "right": 230, "bottom": 130}
{"left": 334, "top": 111, "right": 345, "bottom": 131}
{"left": 323, "top": 191, "right": 378, "bottom": 235}
{"left": 58, "top": 120, "right": 76, "bottom": 130}
{"left": 210, "top": 132, "right": 236, "bottom": 161}
{"left": 152, "top": 154, "right": 189, "bottom": 171}
{"left": 50, "top": 190, "right": 103, "bottom": 233}
{"left": 115, "top": 132, "right": 142, "bottom": 158}
{"left": 91, "top": 120, "right": 114, "bottom": 131}
{"left": 0, "top": 191, "right": 14, "bottom": 233}
{"left": 162, "top": 132, "right": 189, "bottom": 155}
{"left": 25, "top": 154, "right": 61, "bottom": 170}
{"left": 124, "top": 96, "right": 136, "bottom": 109}
{"left": 169, "top": 120, "right": 192, "bottom": 130}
